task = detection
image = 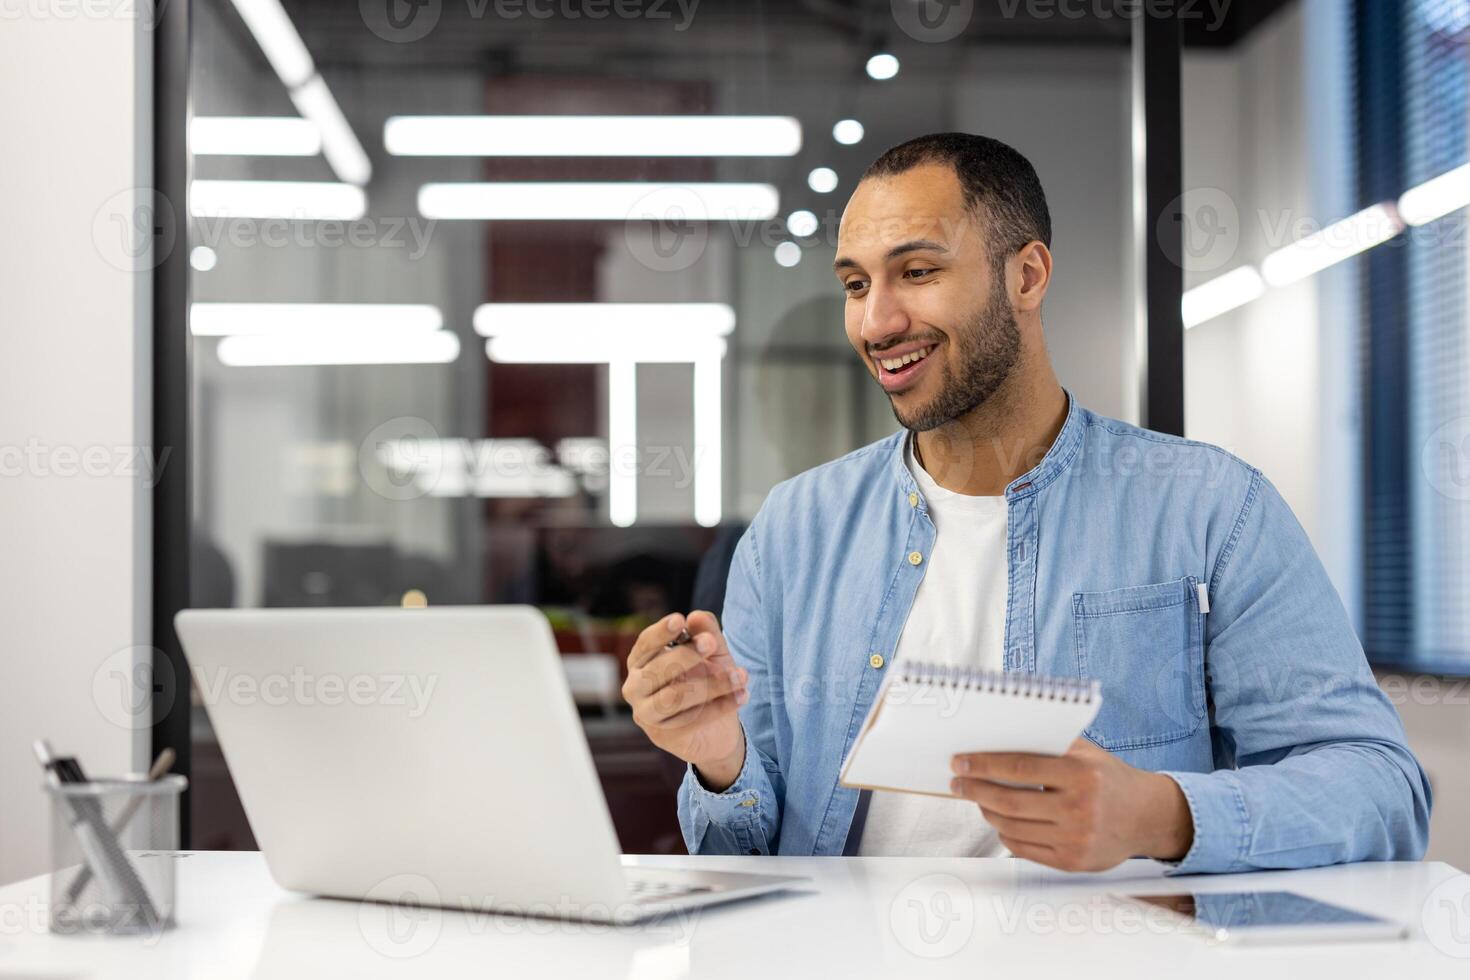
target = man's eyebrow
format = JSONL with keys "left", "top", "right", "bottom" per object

{"left": 833, "top": 239, "right": 951, "bottom": 272}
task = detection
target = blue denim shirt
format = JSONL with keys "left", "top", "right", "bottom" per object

{"left": 678, "top": 396, "right": 1431, "bottom": 872}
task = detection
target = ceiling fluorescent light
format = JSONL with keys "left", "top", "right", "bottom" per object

{"left": 289, "top": 76, "right": 372, "bottom": 186}
{"left": 226, "top": 0, "right": 314, "bottom": 88}
{"left": 473, "top": 302, "right": 735, "bottom": 338}
{"left": 418, "top": 183, "right": 779, "bottom": 221}
{"left": 189, "top": 180, "right": 367, "bottom": 220}
{"left": 1260, "top": 203, "right": 1403, "bottom": 287}
{"left": 1181, "top": 266, "right": 1267, "bottom": 329}
{"left": 226, "top": 0, "right": 371, "bottom": 186}
{"left": 384, "top": 115, "right": 802, "bottom": 157}
{"left": 190, "top": 117, "right": 322, "bottom": 156}
{"left": 1397, "top": 162, "right": 1470, "bottom": 226}
{"left": 216, "top": 330, "right": 461, "bottom": 367}
{"left": 192, "top": 303, "right": 443, "bottom": 336}
{"left": 693, "top": 356, "right": 722, "bottom": 528}
{"left": 486, "top": 335, "right": 726, "bottom": 364}
{"left": 608, "top": 361, "right": 637, "bottom": 528}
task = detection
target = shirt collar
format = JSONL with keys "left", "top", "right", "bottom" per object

{"left": 889, "top": 389, "right": 1084, "bottom": 503}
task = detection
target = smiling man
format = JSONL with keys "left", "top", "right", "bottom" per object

{"left": 622, "top": 132, "right": 1431, "bottom": 872}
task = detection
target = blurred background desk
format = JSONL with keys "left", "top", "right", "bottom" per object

{"left": 0, "top": 854, "right": 1465, "bottom": 979}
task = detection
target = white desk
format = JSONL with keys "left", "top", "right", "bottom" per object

{"left": 0, "top": 853, "right": 1466, "bottom": 978}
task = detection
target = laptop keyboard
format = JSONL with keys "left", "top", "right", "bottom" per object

{"left": 625, "top": 875, "right": 715, "bottom": 903}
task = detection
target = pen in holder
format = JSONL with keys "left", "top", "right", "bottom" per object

{"left": 45, "top": 774, "right": 187, "bottom": 935}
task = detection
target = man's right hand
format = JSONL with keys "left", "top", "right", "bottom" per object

{"left": 622, "top": 611, "right": 748, "bottom": 792}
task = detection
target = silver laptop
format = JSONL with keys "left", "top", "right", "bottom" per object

{"left": 175, "top": 606, "right": 804, "bottom": 924}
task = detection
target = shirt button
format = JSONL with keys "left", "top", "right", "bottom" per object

{"left": 908, "top": 551, "right": 923, "bottom": 565}
{"left": 869, "top": 653, "right": 885, "bottom": 669}
{"left": 908, "top": 492, "right": 919, "bottom": 507}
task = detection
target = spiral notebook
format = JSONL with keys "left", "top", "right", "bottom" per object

{"left": 839, "top": 661, "right": 1104, "bottom": 797}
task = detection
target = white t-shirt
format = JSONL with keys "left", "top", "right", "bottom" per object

{"left": 857, "top": 435, "right": 1011, "bottom": 857}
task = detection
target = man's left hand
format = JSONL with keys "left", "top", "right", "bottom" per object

{"left": 950, "top": 738, "right": 1194, "bottom": 872}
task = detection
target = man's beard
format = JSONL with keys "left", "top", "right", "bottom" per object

{"left": 887, "top": 282, "right": 1021, "bottom": 432}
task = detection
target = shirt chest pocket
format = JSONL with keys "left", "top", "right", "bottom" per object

{"left": 1071, "top": 576, "right": 1207, "bottom": 751}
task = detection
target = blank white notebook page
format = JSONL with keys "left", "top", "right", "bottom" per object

{"left": 840, "top": 663, "right": 1103, "bottom": 797}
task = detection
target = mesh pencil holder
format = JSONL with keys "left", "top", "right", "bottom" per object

{"left": 45, "top": 774, "right": 187, "bottom": 936}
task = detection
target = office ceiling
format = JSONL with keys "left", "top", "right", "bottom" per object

{"left": 258, "top": 0, "right": 1301, "bottom": 73}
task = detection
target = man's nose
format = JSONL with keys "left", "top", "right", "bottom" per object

{"left": 860, "top": 283, "right": 910, "bottom": 350}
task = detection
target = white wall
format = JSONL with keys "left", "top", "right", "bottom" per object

{"left": 1183, "top": 0, "right": 1470, "bottom": 871}
{"left": 0, "top": 11, "right": 153, "bottom": 883}
{"left": 953, "top": 47, "right": 1136, "bottom": 426}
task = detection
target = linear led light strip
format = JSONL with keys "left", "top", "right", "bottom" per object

{"left": 192, "top": 303, "right": 443, "bottom": 335}
{"left": 226, "top": 0, "right": 371, "bottom": 185}
{"left": 189, "top": 180, "right": 366, "bottom": 220}
{"left": 191, "top": 117, "right": 322, "bottom": 156}
{"left": 1182, "top": 202, "right": 1402, "bottom": 327}
{"left": 384, "top": 116, "right": 802, "bottom": 157}
{"left": 1184, "top": 159, "right": 1470, "bottom": 328}
{"left": 216, "top": 331, "right": 460, "bottom": 367}
{"left": 476, "top": 303, "right": 735, "bottom": 527}
{"left": 193, "top": 303, "right": 456, "bottom": 366}
{"left": 419, "top": 182, "right": 779, "bottom": 221}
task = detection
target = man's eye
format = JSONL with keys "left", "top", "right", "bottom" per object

{"left": 844, "top": 279, "right": 869, "bottom": 293}
{"left": 904, "top": 268, "right": 936, "bottom": 280}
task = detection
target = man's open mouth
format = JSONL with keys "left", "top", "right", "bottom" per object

{"left": 877, "top": 344, "right": 936, "bottom": 373}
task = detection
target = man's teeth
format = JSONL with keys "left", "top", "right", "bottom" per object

{"left": 880, "top": 345, "right": 935, "bottom": 372}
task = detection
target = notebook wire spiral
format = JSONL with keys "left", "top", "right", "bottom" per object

{"left": 890, "top": 661, "right": 1101, "bottom": 703}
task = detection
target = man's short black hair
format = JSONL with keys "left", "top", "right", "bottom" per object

{"left": 861, "top": 132, "right": 1052, "bottom": 261}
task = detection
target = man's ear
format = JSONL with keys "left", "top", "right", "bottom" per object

{"left": 1012, "top": 241, "right": 1052, "bottom": 313}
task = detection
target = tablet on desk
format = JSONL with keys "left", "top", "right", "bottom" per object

{"left": 1110, "top": 890, "right": 1408, "bottom": 946}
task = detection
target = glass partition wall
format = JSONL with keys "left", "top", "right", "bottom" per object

{"left": 184, "top": 0, "right": 1139, "bottom": 851}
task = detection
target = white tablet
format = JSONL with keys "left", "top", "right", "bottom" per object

{"left": 1110, "top": 890, "right": 1408, "bottom": 945}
